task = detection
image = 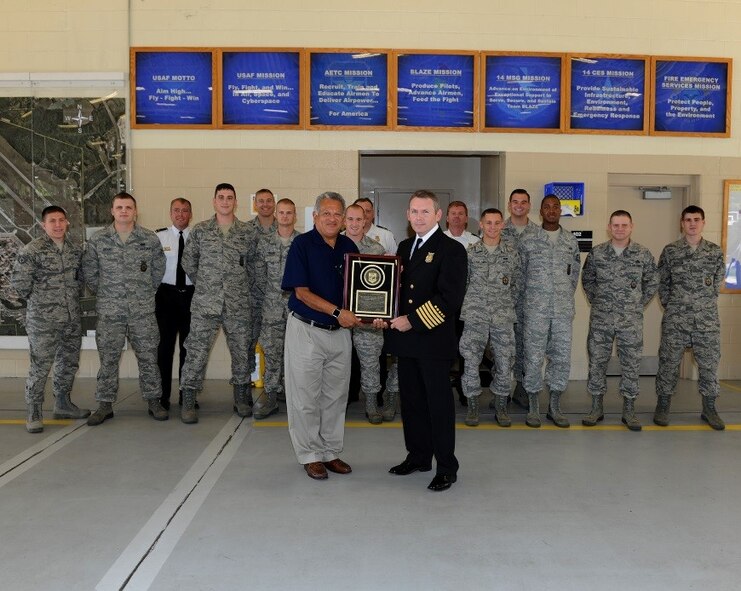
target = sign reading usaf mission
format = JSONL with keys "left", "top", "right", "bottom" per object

{"left": 132, "top": 49, "right": 215, "bottom": 128}
{"left": 652, "top": 58, "right": 731, "bottom": 136}
{"left": 396, "top": 52, "right": 477, "bottom": 129}
{"left": 220, "top": 50, "right": 302, "bottom": 127}
{"left": 567, "top": 55, "right": 648, "bottom": 134}
{"left": 308, "top": 51, "right": 389, "bottom": 129}
{"left": 482, "top": 53, "right": 564, "bottom": 132}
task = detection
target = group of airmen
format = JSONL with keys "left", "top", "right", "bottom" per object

{"left": 11, "top": 184, "right": 726, "bottom": 435}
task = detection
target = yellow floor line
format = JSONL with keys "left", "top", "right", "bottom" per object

{"left": 720, "top": 381, "right": 741, "bottom": 393}
{"left": 253, "top": 420, "right": 741, "bottom": 431}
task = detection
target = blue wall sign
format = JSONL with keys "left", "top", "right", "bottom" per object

{"left": 396, "top": 53, "right": 475, "bottom": 128}
{"left": 222, "top": 51, "right": 301, "bottom": 126}
{"left": 484, "top": 54, "right": 562, "bottom": 129}
{"left": 134, "top": 51, "right": 213, "bottom": 125}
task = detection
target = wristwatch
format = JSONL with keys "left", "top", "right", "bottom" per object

{"left": 332, "top": 308, "right": 341, "bottom": 318}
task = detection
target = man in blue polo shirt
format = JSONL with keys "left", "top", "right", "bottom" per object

{"left": 282, "top": 192, "right": 361, "bottom": 480}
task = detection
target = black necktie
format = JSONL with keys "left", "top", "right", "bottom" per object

{"left": 176, "top": 231, "right": 186, "bottom": 288}
{"left": 411, "top": 237, "right": 423, "bottom": 259}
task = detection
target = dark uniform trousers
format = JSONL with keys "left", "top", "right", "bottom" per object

{"left": 386, "top": 228, "right": 467, "bottom": 478}
{"left": 155, "top": 283, "right": 194, "bottom": 402}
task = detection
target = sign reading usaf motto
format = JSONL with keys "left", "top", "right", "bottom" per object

{"left": 567, "top": 55, "right": 648, "bottom": 134}
{"left": 221, "top": 50, "right": 301, "bottom": 127}
{"left": 132, "top": 49, "right": 215, "bottom": 128}
{"left": 396, "top": 52, "right": 476, "bottom": 129}
{"left": 483, "top": 53, "right": 563, "bottom": 131}
{"left": 652, "top": 58, "right": 731, "bottom": 136}
{"left": 308, "top": 51, "right": 389, "bottom": 128}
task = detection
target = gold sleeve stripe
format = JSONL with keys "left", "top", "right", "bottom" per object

{"left": 417, "top": 301, "right": 445, "bottom": 329}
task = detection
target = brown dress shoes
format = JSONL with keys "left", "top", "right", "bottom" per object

{"left": 304, "top": 462, "right": 328, "bottom": 480}
{"left": 323, "top": 458, "right": 352, "bottom": 474}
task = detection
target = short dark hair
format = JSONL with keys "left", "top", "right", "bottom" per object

{"left": 409, "top": 190, "right": 440, "bottom": 212}
{"left": 214, "top": 183, "right": 236, "bottom": 196}
{"left": 41, "top": 205, "right": 67, "bottom": 221}
{"left": 541, "top": 194, "right": 560, "bottom": 206}
{"left": 354, "top": 197, "right": 373, "bottom": 207}
{"left": 682, "top": 205, "right": 705, "bottom": 220}
{"left": 481, "top": 208, "right": 503, "bottom": 220}
{"left": 609, "top": 209, "right": 632, "bottom": 223}
{"left": 509, "top": 189, "right": 530, "bottom": 202}
{"left": 255, "top": 188, "right": 274, "bottom": 198}
{"left": 276, "top": 197, "right": 295, "bottom": 208}
{"left": 170, "top": 197, "right": 191, "bottom": 210}
{"left": 113, "top": 192, "right": 137, "bottom": 207}
{"left": 447, "top": 201, "right": 468, "bottom": 215}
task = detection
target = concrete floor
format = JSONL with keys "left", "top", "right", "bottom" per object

{"left": 0, "top": 377, "right": 740, "bottom": 591}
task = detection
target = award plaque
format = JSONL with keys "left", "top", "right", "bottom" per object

{"left": 343, "top": 253, "right": 401, "bottom": 321}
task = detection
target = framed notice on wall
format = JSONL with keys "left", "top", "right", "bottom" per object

{"left": 395, "top": 51, "right": 478, "bottom": 130}
{"left": 131, "top": 48, "right": 216, "bottom": 129}
{"left": 566, "top": 54, "right": 649, "bottom": 134}
{"left": 722, "top": 179, "right": 741, "bottom": 293}
{"left": 651, "top": 57, "right": 732, "bottom": 137}
{"left": 306, "top": 50, "right": 390, "bottom": 130}
{"left": 219, "top": 49, "right": 303, "bottom": 128}
{"left": 481, "top": 52, "right": 564, "bottom": 132}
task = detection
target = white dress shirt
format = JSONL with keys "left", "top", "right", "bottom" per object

{"left": 157, "top": 225, "right": 193, "bottom": 286}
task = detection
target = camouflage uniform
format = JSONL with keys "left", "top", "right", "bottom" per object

{"left": 82, "top": 224, "right": 166, "bottom": 402}
{"left": 501, "top": 218, "right": 539, "bottom": 384}
{"left": 246, "top": 217, "right": 277, "bottom": 373}
{"left": 350, "top": 236, "right": 386, "bottom": 396}
{"left": 180, "top": 216, "right": 257, "bottom": 393}
{"left": 253, "top": 228, "right": 299, "bottom": 398}
{"left": 519, "top": 226, "right": 580, "bottom": 394}
{"left": 655, "top": 238, "right": 724, "bottom": 399}
{"left": 12, "top": 234, "right": 83, "bottom": 404}
{"left": 459, "top": 240, "right": 521, "bottom": 399}
{"left": 582, "top": 241, "right": 658, "bottom": 399}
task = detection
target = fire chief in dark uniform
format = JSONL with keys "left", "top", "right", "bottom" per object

{"left": 379, "top": 190, "right": 467, "bottom": 492}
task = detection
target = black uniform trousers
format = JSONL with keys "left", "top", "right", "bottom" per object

{"left": 397, "top": 355, "right": 459, "bottom": 477}
{"left": 155, "top": 283, "right": 194, "bottom": 402}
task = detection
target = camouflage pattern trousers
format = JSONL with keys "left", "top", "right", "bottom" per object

{"left": 25, "top": 317, "right": 81, "bottom": 404}
{"left": 181, "top": 306, "right": 252, "bottom": 392}
{"left": 523, "top": 316, "right": 573, "bottom": 393}
{"left": 512, "top": 310, "right": 525, "bottom": 382}
{"left": 352, "top": 328, "right": 384, "bottom": 395}
{"left": 656, "top": 325, "right": 720, "bottom": 399}
{"left": 259, "top": 308, "right": 288, "bottom": 396}
{"left": 460, "top": 322, "right": 515, "bottom": 399}
{"left": 95, "top": 314, "right": 162, "bottom": 402}
{"left": 587, "top": 320, "right": 643, "bottom": 399}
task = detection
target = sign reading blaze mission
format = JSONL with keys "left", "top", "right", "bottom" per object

{"left": 396, "top": 53, "right": 476, "bottom": 129}
{"left": 568, "top": 56, "right": 648, "bottom": 134}
{"left": 133, "top": 50, "right": 215, "bottom": 127}
{"left": 309, "top": 51, "right": 389, "bottom": 128}
{"left": 221, "top": 51, "right": 301, "bottom": 127}
{"left": 483, "top": 53, "right": 563, "bottom": 131}
{"left": 652, "top": 58, "right": 731, "bottom": 136}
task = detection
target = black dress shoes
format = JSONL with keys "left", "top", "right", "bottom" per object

{"left": 427, "top": 474, "right": 457, "bottom": 492}
{"left": 389, "top": 459, "right": 432, "bottom": 475}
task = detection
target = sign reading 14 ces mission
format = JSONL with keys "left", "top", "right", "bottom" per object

{"left": 309, "top": 52, "right": 389, "bottom": 128}
{"left": 133, "top": 50, "right": 214, "bottom": 127}
{"left": 221, "top": 51, "right": 301, "bottom": 127}
{"left": 568, "top": 56, "right": 648, "bottom": 133}
{"left": 653, "top": 58, "right": 731, "bottom": 136}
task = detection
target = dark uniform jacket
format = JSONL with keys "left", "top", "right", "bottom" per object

{"left": 385, "top": 227, "right": 467, "bottom": 360}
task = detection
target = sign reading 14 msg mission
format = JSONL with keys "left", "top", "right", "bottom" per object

{"left": 396, "top": 53, "right": 475, "bottom": 128}
{"left": 653, "top": 60, "right": 729, "bottom": 134}
{"left": 309, "top": 52, "right": 388, "bottom": 127}
{"left": 484, "top": 55, "right": 562, "bottom": 130}
{"left": 222, "top": 51, "right": 300, "bottom": 126}
{"left": 134, "top": 51, "right": 213, "bottom": 125}
{"left": 569, "top": 57, "right": 646, "bottom": 132}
